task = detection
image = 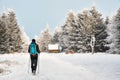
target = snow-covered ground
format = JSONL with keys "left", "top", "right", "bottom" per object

{"left": 0, "top": 53, "right": 120, "bottom": 80}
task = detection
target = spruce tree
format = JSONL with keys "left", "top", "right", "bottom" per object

{"left": 36, "top": 24, "right": 52, "bottom": 52}
{"left": 107, "top": 8, "right": 120, "bottom": 54}
{"left": 0, "top": 12, "right": 9, "bottom": 54}
{"left": 0, "top": 9, "right": 29, "bottom": 54}
{"left": 6, "top": 9, "right": 22, "bottom": 53}
{"left": 52, "top": 27, "right": 61, "bottom": 44}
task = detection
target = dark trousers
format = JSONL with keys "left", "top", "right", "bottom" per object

{"left": 30, "top": 54, "right": 38, "bottom": 73}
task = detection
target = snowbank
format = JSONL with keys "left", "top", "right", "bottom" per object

{"left": 0, "top": 53, "right": 120, "bottom": 80}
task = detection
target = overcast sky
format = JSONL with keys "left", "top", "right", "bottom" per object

{"left": 0, "top": 0, "right": 120, "bottom": 39}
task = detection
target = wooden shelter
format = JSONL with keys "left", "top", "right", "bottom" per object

{"left": 48, "top": 44, "right": 60, "bottom": 53}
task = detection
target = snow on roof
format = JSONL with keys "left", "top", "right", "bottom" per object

{"left": 48, "top": 44, "right": 59, "bottom": 50}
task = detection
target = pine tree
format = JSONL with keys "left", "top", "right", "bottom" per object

{"left": 52, "top": 27, "right": 61, "bottom": 44}
{"left": 107, "top": 8, "right": 120, "bottom": 54}
{"left": 66, "top": 11, "right": 78, "bottom": 52}
{"left": 0, "top": 12, "right": 9, "bottom": 54}
{"left": 67, "top": 11, "right": 90, "bottom": 52}
{"left": 105, "top": 16, "right": 109, "bottom": 25}
{"left": 36, "top": 24, "right": 52, "bottom": 52}
{"left": 77, "top": 7, "right": 108, "bottom": 53}
{"left": 77, "top": 10, "right": 92, "bottom": 52}
{"left": 20, "top": 27, "right": 30, "bottom": 53}
{"left": 0, "top": 9, "right": 29, "bottom": 54}
{"left": 59, "top": 24, "right": 69, "bottom": 52}
{"left": 60, "top": 10, "right": 77, "bottom": 52}
{"left": 6, "top": 9, "right": 23, "bottom": 53}
{"left": 89, "top": 7, "right": 108, "bottom": 52}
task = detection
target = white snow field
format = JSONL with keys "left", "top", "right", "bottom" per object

{"left": 0, "top": 53, "right": 120, "bottom": 80}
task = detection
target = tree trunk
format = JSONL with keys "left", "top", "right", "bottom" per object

{"left": 90, "top": 35, "right": 96, "bottom": 54}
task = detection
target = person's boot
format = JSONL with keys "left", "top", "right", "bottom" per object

{"left": 32, "top": 70, "right": 36, "bottom": 75}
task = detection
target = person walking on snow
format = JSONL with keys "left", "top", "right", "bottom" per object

{"left": 28, "top": 39, "right": 40, "bottom": 74}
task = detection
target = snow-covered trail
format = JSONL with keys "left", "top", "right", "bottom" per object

{"left": 55, "top": 53, "right": 120, "bottom": 80}
{"left": 0, "top": 53, "right": 96, "bottom": 80}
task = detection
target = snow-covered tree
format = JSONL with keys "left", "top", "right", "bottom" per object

{"left": 106, "top": 8, "right": 120, "bottom": 54}
{"left": 59, "top": 24, "right": 69, "bottom": 52}
{"left": 60, "top": 10, "right": 90, "bottom": 52}
{"left": 36, "top": 24, "right": 52, "bottom": 52}
{"left": 52, "top": 27, "right": 62, "bottom": 44}
{"left": 65, "top": 11, "right": 78, "bottom": 52}
{"left": 77, "top": 7, "right": 108, "bottom": 53}
{"left": 60, "top": 10, "right": 76, "bottom": 52}
{"left": 105, "top": 16, "right": 109, "bottom": 25}
{"left": 0, "top": 12, "right": 9, "bottom": 54}
{"left": 77, "top": 10, "right": 92, "bottom": 52}
{"left": 67, "top": 11, "right": 90, "bottom": 52}
{"left": 0, "top": 9, "right": 30, "bottom": 54}
{"left": 20, "top": 27, "right": 30, "bottom": 53}
{"left": 6, "top": 9, "right": 23, "bottom": 53}
{"left": 60, "top": 7, "right": 108, "bottom": 53}
{"left": 89, "top": 7, "right": 108, "bottom": 52}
